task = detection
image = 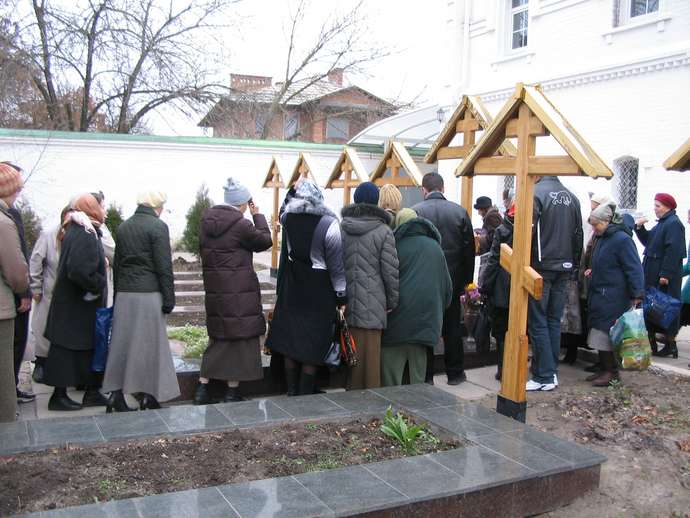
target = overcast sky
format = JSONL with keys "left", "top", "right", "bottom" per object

{"left": 150, "top": 0, "right": 447, "bottom": 136}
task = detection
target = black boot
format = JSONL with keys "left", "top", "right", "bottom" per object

{"left": 495, "top": 339, "right": 504, "bottom": 381}
{"left": 224, "top": 386, "right": 245, "bottom": 403}
{"left": 285, "top": 367, "right": 299, "bottom": 397}
{"left": 194, "top": 383, "right": 212, "bottom": 405}
{"left": 32, "top": 357, "right": 46, "bottom": 384}
{"left": 586, "top": 352, "right": 605, "bottom": 381}
{"left": 584, "top": 362, "right": 602, "bottom": 373}
{"left": 139, "top": 393, "right": 161, "bottom": 410}
{"left": 82, "top": 387, "right": 109, "bottom": 407}
{"left": 657, "top": 339, "right": 679, "bottom": 359}
{"left": 106, "top": 390, "right": 135, "bottom": 413}
{"left": 648, "top": 332, "right": 659, "bottom": 356}
{"left": 48, "top": 387, "right": 82, "bottom": 411}
{"left": 298, "top": 372, "right": 315, "bottom": 396}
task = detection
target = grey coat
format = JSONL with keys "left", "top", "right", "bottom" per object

{"left": 341, "top": 203, "right": 399, "bottom": 330}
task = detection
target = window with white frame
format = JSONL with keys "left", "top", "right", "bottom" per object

{"left": 326, "top": 117, "right": 349, "bottom": 140}
{"left": 613, "top": 0, "right": 659, "bottom": 27}
{"left": 509, "top": 0, "right": 529, "bottom": 50}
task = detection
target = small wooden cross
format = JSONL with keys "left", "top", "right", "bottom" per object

{"left": 261, "top": 157, "right": 286, "bottom": 274}
{"left": 287, "top": 152, "right": 318, "bottom": 188}
{"left": 325, "top": 147, "right": 367, "bottom": 205}
{"left": 370, "top": 141, "right": 423, "bottom": 188}
{"left": 456, "top": 84, "right": 612, "bottom": 421}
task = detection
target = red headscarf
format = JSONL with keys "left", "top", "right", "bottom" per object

{"left": 61, "top": 193, "right": 105, "bottom": 240}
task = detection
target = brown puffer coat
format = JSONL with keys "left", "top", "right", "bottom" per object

{"left": 200, "top": 205, "right": 272, "bottom": 340}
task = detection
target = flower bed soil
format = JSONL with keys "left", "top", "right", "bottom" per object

{"left": 0, "top": 416, "right": 462, "bottom": 516}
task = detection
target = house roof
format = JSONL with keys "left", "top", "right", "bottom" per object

{"left": 425, "top": 95, "right": 516, "bottom": 163}
{"left": 287, "top": 152, "right": 320, "bottom": 187}
{"left": 325, "top": 146, "right": 368, "bottom": 189}
{"left": 262, "top": 156, "right": 288, "bottom": 189}
{"left": 455, "top": 84, "right": 613, "bottom": 179}
{"left": 370, "top": 141, "right": 424, "bottom": 187}
{"left": 663, "top": 138, "right": 690, "bottom": 172}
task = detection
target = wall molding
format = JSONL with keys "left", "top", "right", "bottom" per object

{"left": 478, "top": 48, "right": 690, "bottom": 102}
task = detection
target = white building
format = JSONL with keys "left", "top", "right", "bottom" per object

{"left": 440, "top": 0, "right": 690, "bottom": 222}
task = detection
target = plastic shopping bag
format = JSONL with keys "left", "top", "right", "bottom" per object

{"left": 609, "top": 308, "right": 651, "bottom": 370}
{"left": 91, "top": 307, "right": 114, "bottom": 372}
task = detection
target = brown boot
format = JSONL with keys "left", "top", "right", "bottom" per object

{"left": 591, "top": 351, "right": 619, "bottom": 387}
{"left": 586, "top": 352, "right": 603, "bottom": 381}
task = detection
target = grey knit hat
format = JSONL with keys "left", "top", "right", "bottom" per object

{"left": 223, "top": 177, "right": 251, "bottom": 206}
{"left": 589, "top": 203, "right": 614, "bottom": 223}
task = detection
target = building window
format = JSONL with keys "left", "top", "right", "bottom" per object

{"left": 630, "top": 0, "right": 658, "bottom": 17}
{"left": 612, "top": 155, "right": 639, "bottom": 210}
{"left": 326, "top": 117, "right": 349, "bottom": 140}
{"left": 510, "top": 0, "right": 529, "bottom": 50}
{"left": 613, "top": 0, "right": 659, "bottom": 26}
{"left": 284, "top": 114, "right": 299, "bottom": 139}
{"left": 255, "top": 113, "right": 267, "bottom": 137}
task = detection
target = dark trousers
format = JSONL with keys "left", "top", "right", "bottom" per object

{"left": 442, "top": 295, "right": 465, "bottom": 379}
{"left": 13, "top": 308, "right": 29, "bottom": 386}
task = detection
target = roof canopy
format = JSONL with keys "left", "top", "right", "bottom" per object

{"left": 425, "top": 95, "right": 516, "bottom": 163}
{"left": 663, "top": 138, "right": 690, "bottom": 172}
{"left": 262, "top": 156, "right": 287, "bottom": 189}
{"left": 287, "top": 152, "right": 319, "bottom": 187}
{"left": 325, "top": 147, "right": 368, "bottom": 189}
{"left": 370, "top": 141, "right": 424, "bottom": 187}
{"left": 455, "top": 84, "right": 613, "bottom": 179}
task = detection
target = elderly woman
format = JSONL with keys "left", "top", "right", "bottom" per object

{"left": 44, "top": 193, "right": 109, "bottom": 411}
{"left": 193, "top": 179, "right": 272, "bottom": 405}
{"left": 0, "top": 164, "right": 29, "bottom": 421}
{"left": 586, "top": 204, "right": 644, "bottom": 386}
{"left": 634, "top": 193, "right": 687, "bottom": 358}
{"left": 378, "top": 184, "right": 403, "bottom": 228}
{"left": 102, "top": 191, "right": 178, "bottom": 412}
{"left": 266, "top": 179, "right": 346, "bottom": 396}
{"left": 381, "top": 209, "right": 451, "bottom": 386}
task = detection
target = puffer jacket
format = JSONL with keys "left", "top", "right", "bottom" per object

{"left": 114, "top": 205, "right": 175, "bottom": 312}
{"left": 340, "top": 203, "right": 399, "bottom": 330}
{"left": 0, "top": 200, "right": 29, "bottom": 319}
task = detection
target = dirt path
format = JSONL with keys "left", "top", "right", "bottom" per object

{"left": 479, "top": 366, "right": 690, "bottom": 517}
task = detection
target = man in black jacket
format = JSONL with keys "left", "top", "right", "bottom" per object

{"left": 413, "top": 172, "right": 475, "bottom": 385}
{"left": 527, "top": 176, "right": 583, "bottom": 391}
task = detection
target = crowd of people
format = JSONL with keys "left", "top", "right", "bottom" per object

{"left": 1, "top": 159, "right": 689, "bottom": 422}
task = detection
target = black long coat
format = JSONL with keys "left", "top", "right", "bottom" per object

{"left": 44, "top": 224, "right": 107, "bottom": 350}
{"left": 200, "top": 206, "right": 272, "bottom": 340}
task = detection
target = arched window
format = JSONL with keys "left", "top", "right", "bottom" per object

{"left": 612, "top": 155, "right": 639, "bottom": 210}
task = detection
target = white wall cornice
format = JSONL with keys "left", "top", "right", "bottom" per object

{"left": 477, "top": 46, "right": 690, "bottom": 102}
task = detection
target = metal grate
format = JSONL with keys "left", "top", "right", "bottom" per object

{"left": 612, "top": 155, "right": 639, "bottom": 210}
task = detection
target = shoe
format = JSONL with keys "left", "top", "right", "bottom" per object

{"left": 223, "top": 386, "right": 245, "bottom": 403}
{"left": 584, "top": 363, "right": 601, "bottom": 373}
{"left": 16, "top": 389, "right": 36, "bottom": 404}
{"left": 447, "top": 372, "right": 467, "bottom": 386}
{"left": 591, "top": 371, "right": 619, "bottom": 387}
{"left": 139, "top": 394, "right": 162, "bottom": 410}
{"left": 526, "top": 379, "right": 556, "bottom": 392}
{"left": 48, "top": 388, "right": 82, "bottom": 411}
{"left": 285, "top": 367, "right": 299, "bottom": 397}
{"left": 32, "top": 361, "right": 45, "bottom": 384}
{"left": 648, "top": 333, "right": 659, "bottom": 356}
{"left": 561, "top": 352, "right": 577, "bottom": 365}
{"left": 553, "top": 374, "right": 559, "bottom": 387}
{"left": 106, "top": 390, "right": 135, "bottom": 413}
{"left": 193, "top": 383, "right": 213, "bottom": 405}
{"left": 656, "top": 341, "right": 678, "bottom": 359}
{"left": 82, "top": 389, "right": 109, "bottom": 407}
{"left": 298, "top": 372, "right": 315, "bottom": 396}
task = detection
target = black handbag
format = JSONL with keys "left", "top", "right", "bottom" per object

{"left": 323, "top": 313, "right": 341, "bottom": 369}
{"left": 473, "top": 305, "right": 491, "bottom": 353}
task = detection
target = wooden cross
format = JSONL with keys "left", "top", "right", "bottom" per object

{"left": 455, "top": 84, "right": 613, "bottom": 422}
{"left": 287, "top": 152, "right": 318, "bottom": 188}
{"left": 325, "top": 146, "right": 367, "bottom": 205}
{"left": 425, "top": 95, "right": 516, "bottom": 219}
{"left": 663, "top": 137, "right": 690, "bottom": 171}
{"left": 370, "top": 141, "right": 423, "bottom": 188}
{"left": 261, "top": 157, "right": 285, "bottom": 274}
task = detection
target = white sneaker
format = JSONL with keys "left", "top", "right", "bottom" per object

{"left": 553, "top": 374, "right": 559, "bottom": 387}
{"left": 526, "top": 379, "right": 556, "bottom": 392}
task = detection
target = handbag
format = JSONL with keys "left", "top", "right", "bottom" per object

{"left": 339, "top": 310, "right": 358, "bottom": 367}
{"left": 91, "top": 306, "right": 114, "bottom": 372}
{"left": 643, "top": 287, "right": 681, "bottom": 331}
{"left": 324, "top": 312, "right": 342, "bottom": 369}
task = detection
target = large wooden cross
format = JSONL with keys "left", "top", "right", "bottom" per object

{"left": 287, "top": 152, "right": 318, "bottom": 188}
{"left": 456, "top": 84, "right": 613, "bottom": 422}
{"left": 370, "top": 141, "right": 423, "bottom": 187}
{"left": 325, "top": 146, "right": 367, "bottom": 205}
{"left": 425, "top": 95, "right": 516, "bottom": 218}
{"left": 261, "top": 156, "right": 286, "bottom": 274}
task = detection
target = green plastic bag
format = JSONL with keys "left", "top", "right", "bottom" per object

{"left": 609, "top": 308, "right": 651, "bottom": 370}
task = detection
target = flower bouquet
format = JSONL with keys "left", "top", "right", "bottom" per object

{"left": 461, "top": 283, "right": 482, "bottom": 334}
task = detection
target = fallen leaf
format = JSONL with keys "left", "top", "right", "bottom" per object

{"left": 676, "top": 440, "right": 690, "bottom": 452}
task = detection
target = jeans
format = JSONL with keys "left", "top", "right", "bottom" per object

{"left": 528, "top": 270, "right": 569, "bottom": 384}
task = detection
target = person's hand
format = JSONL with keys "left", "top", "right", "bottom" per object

{"left": 32, "top": 293, "right": 42, "bottom": 303}
{"left": 249, "top": 202, "right": 260, "bottom": 216}
{"left": 338, "top": 305, "right": 346, "bottom": 314}
{"left": 635, "top": 217, "right": 648, "bottom": 227}
{"left": 631, "top": 298, "right": 642, "bottom": 307}
{"left": 18, "top": 297, "right": 31, "bottom": 313}
{"left": 659, "top": 277, "right": 669, "bottom": 286}
{"left": 584, "top": 269, "right": 592, "bottom": 278}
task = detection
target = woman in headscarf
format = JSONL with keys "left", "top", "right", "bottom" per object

{"left": 102, "top": 191, "right": 178, "bottom": 411}
{"left": 193, "top": 178, "right": 272, "bottom": 405}
{"left": 43, "top": 193, "right": 109, "bottom": 411}
{"left": 587, "top": 203, "right": 644, "bottom": 386}
{"left": 634, "top": 193, "right": 686, "bottom": 358}
{"left": 265, "top": 179, "right": 347, "bottom": 396}
{"left": 28, "top": 205, "right": 72, "bottom": 383}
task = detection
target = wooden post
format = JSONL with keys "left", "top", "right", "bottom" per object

{"left": 459, "top": 116, "right": 477, "bottom": 217}
{"left": 343, "top": 163, "right": 353, "bottom": 206}
{"left": 271, "top": 174, "right": 280, "bottom": 273}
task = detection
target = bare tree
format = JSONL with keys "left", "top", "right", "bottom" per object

{"left": 0, "top": 0, "right": 236, "bottom": 133}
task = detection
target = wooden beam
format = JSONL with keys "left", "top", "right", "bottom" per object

{"left": 457, "top": 118, "right": 480, "bottom": 133}
{"left": 527, "top": 156, "right": 580, "bottom": 176}
{"left": 437, "top": 145, "right": 472, "bottom": 160}
{"left": 474, "top": 157, "right": 517, "bottom": 175}
{"left": 506, "top": 117, "right": 548, "bottom": 138}
{"left": 460, "top": 176, "right": 473, "bottom": 217}
{"left": 373, "top": 176, "right": 416, "bottom": 187}
{"left": 271, "top": 184, "right": 280, "bottom": 272}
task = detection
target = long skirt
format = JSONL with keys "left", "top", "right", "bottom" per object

{"left": 43, "top": 343, "right": 101, "bottom": 387}
{"left": 588, "top": 328, "right": 612, "bottom": 352}
{"left": 0, "top": 319, "right": 17, "bottom": 422}
{"left": 102, "top": 292, "right": 180, "bottom": 402}
{"left": 29, "top": 295, "right": 52, "bottom": 358}
{"left": 199, "top": 337, "right": 263, "bottom": 381}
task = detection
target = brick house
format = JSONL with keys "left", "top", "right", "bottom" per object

{"left": 198, "top": 69, "right": 397, "bottom": 144}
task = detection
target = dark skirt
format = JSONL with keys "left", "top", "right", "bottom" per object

{"left": 490, "top": 306, "right": 509, "bottom": 342}
{"left": 43, "top": 343, "right": 101, "bottom": 388}
{"left": 681, "top": 304, "right": 690, "bottom": 327}
{"left": 200, "top": 337, "right": 263, "bottom": 381}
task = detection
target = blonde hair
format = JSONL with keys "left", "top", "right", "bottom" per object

{"left": 378, "top": 184, "right": 402, "bottom": 212}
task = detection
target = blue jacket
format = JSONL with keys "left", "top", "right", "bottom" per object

{"left": 682, "top": 242, "right": 690, "bottom": 304}
{"left": 588, "top": 224, "right": 644, "bottom": 332}
{"left": 634, "top": 209, "right": 686, "bottom": 302}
